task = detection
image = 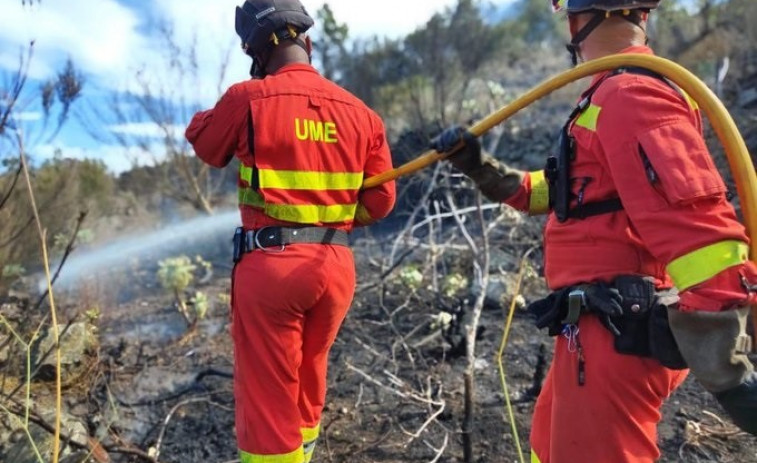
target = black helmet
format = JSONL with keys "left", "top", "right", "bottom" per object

{"left": 235, "top": 0, "right": 313, "bottom": 56}
{"left": 235, "top": 0, "right": 314, "bottom": 78}
{"left": 551, "top": 0, "right": 660, "bottom": 13}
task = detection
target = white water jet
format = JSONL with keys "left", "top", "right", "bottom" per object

{"left": 46, "top": 209, "right": 240, "bottom": 291}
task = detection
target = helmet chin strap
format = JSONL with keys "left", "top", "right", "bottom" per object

{"left": 566, "top": 9, "right": 648, "bottom": 66}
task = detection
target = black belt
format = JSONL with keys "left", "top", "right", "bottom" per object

{"left": 236, "top": 226, "right": 349, "bottom": 255}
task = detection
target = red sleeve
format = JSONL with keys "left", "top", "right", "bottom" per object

{"left": 185, "top": 84, "right": 249, "bottom": 168}
{"left": 503, "top": 173, "right": 536, "bottom": 213}
{"left": 355, "top": 112, "right": 396, "bottom": 226}
{"left": 596, "top": 77, "right": 755, "bottom": 311}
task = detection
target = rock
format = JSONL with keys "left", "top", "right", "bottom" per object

{"left": 1, "top": 424, "right": 53, "bottom": 463}
{"left": 32, "top": 322, "right": 98, "bottom": 382}
{"left": 484, "top": 274, "right": 521, "bottom": 309}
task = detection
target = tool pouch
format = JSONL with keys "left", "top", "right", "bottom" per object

{"left": 611, "top": 276, "right": 654, "bottom": 357}
{"left": 611, "top": 276, "right": 687, "bottom": 369}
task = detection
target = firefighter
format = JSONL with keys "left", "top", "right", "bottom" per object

{"left": 185, "top": 1, "right": 396, "bottom": 461}
{"left": 432, "top": 0, "right": 757, "bottom": 461}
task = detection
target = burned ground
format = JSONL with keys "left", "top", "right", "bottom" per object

{"left": 6, "top": 231, "right": 752, "bottom": 463}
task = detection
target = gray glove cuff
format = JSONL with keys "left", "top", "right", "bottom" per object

{"left": 466, "top": 156, "right": 525, "bottom": 203}
{"left": 668, "top": 307, "right": 755, "bottom": 392}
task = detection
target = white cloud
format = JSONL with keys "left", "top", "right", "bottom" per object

{"left": 0, "top": 0, "right": 145, "bottom": 84}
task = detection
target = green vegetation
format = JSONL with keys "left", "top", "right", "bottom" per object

{"left": 157, "top": 255, "right": 212, "bottom": 328}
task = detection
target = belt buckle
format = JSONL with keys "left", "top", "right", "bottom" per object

{"left": 562, "top": 289, "right": 585, "bottom": 325}
{"left": 254, "top": 226, "right": 286, "bottom": 253}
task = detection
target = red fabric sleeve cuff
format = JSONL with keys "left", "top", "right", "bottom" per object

{"left": 678, "top": 263, "right": 757, "bottom": 312}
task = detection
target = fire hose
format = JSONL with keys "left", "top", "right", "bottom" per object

{"left": 363, "top": 52, "right": 757, "bottom": 333}
{"left": 363, "top": 54, "right": 757, "bottom": 462}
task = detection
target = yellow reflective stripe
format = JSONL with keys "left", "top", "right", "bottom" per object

{"left": 265, "top": 203, "right": 357, "bottom": 224}
{"left": 666, "top": 240, "right": 749, "bottom": 291}
{"left": 301, "top": 425, "right": 319, "bottom": 463}
{"left": 529, "top": 170, "right": 550, "bottom": 215}
{"left": 354, "top": 204, "right": 374, "bottom": 224}
{"left": 531, "top": 450, "right": 542, "bottom": 463}
{"left": 239, "top": 447, "right": 304, "bottom": 463}
{"left": 301, "top": 424, "right": 320, "bottom": 444}
{"left": 240, "top": 164, "right": 253, "bottom": 185}
{"left": 238, "top": 187, "right": 265, "bottom": 207}
{"left": 574, "top": 104, "right": 602, "bottom": 131}
{"left": 259, "top": 169, "right": 363, "bottom": 191}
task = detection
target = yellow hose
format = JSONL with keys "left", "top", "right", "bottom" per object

{"left": 363, "top": 53, "right": 757, "bottom": 332}
{"left": 362, "top": 53, "right": 757, "bottom": 246}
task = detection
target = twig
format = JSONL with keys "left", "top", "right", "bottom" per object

{"left": 344, "top": 362, "right": 443, "bottom": 406}
{"left": 33, "top": 210, "right": 88, "bottom": 310}
{"left": 356, "top": 248, "right": 415, "bottom": 292}
{"left": 18, "top": 127, "right": 62, "bottom": 463}
{"left": 423, "top": 432, "right": 449, "bottom": 463}
{"left": 152, "top": 397, "right": 232, "bottom": 461}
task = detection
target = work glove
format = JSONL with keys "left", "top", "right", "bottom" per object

{"left": 430, "top": 125, "right": 526, "bottom": 203}
{"left": 668, "top": 307, "right": 757, "bottom": 435}
{"left": 430, "top": 125, "right": 484, "bottom": 175}
{"left": 528, "top": 283, "right": 623, "bottom": 337}
{"left": 578, "top": 283, "right": 624, "bottom": 336}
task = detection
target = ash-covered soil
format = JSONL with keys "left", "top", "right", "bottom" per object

{"left": 83, "top": 251, "right": 757, "bottom": 463}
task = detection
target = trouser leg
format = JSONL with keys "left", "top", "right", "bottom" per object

{"left": 298, "top": 246, "right": 356, "bottom": 463}
{"left": 529, "top": 316, "right": 688, "bottom": 463}
{"left": 233, "top": 247, "right": 334, "bottom": 462}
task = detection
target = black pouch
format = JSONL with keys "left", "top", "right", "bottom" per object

{"left": 648, "top": 296, "right": 688, "bottom": 370}
{"left": 611, "top": 276, "right": 654, "bottom": 357}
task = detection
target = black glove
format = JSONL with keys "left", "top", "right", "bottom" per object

{"left": 579, "top": 283, "right": 624, "bottom": 336}
{"left": 528, "top": 283, "right": 623, "bottom": 337}
{"left": 715, "top": 373, "right": 757, "bottom": 435}
{"left": 430, "top": 125, "right": 483, "bottom": 174}
{"left": 528, "top": 290, "right": 567, "bottom": 336}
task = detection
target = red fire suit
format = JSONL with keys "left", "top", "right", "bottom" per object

{"left": 501, "top": 46, "right": 757, "bottom": 462}
{"left": 186, "top": 63, "right": 395, "bottom": 463}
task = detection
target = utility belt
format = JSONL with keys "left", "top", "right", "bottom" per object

{"left": 232, "top": 226, "right": 349, "bottom": 262}
{"left": 528, "top": 275, "right": 687, "bottom": 371}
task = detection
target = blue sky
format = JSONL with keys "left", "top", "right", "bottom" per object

{"left": 0, "top": 0, "right": 515, "bottom": 173}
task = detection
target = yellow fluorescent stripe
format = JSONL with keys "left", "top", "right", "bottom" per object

{"left": 301, "top": 425, "right": 320, "bottom": 443}
{"left": 575, "top": 104, "right": 602, "bottom": 131}
{"left": 239, "top": 447, "right": 304, "bottom": 463}
{"left": 531, "top": 450, "right": 542, "bottom": 463}
{"left": 240, "top": 164, "right": 254, "bottom": 185}
{"left": 259, "top": 169, "right": 363, "bottom": 191}
{"left": 265, "top": 202, "right": 357, "bottom": 224}
{"left": 529, "top": 170, "right": 550, "bottom": 215}
{"left": 666, "top": 240, "right": 749, "bottom": 291}
{"left": 238, "top": 187, "right": 265, "bottom": 207}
